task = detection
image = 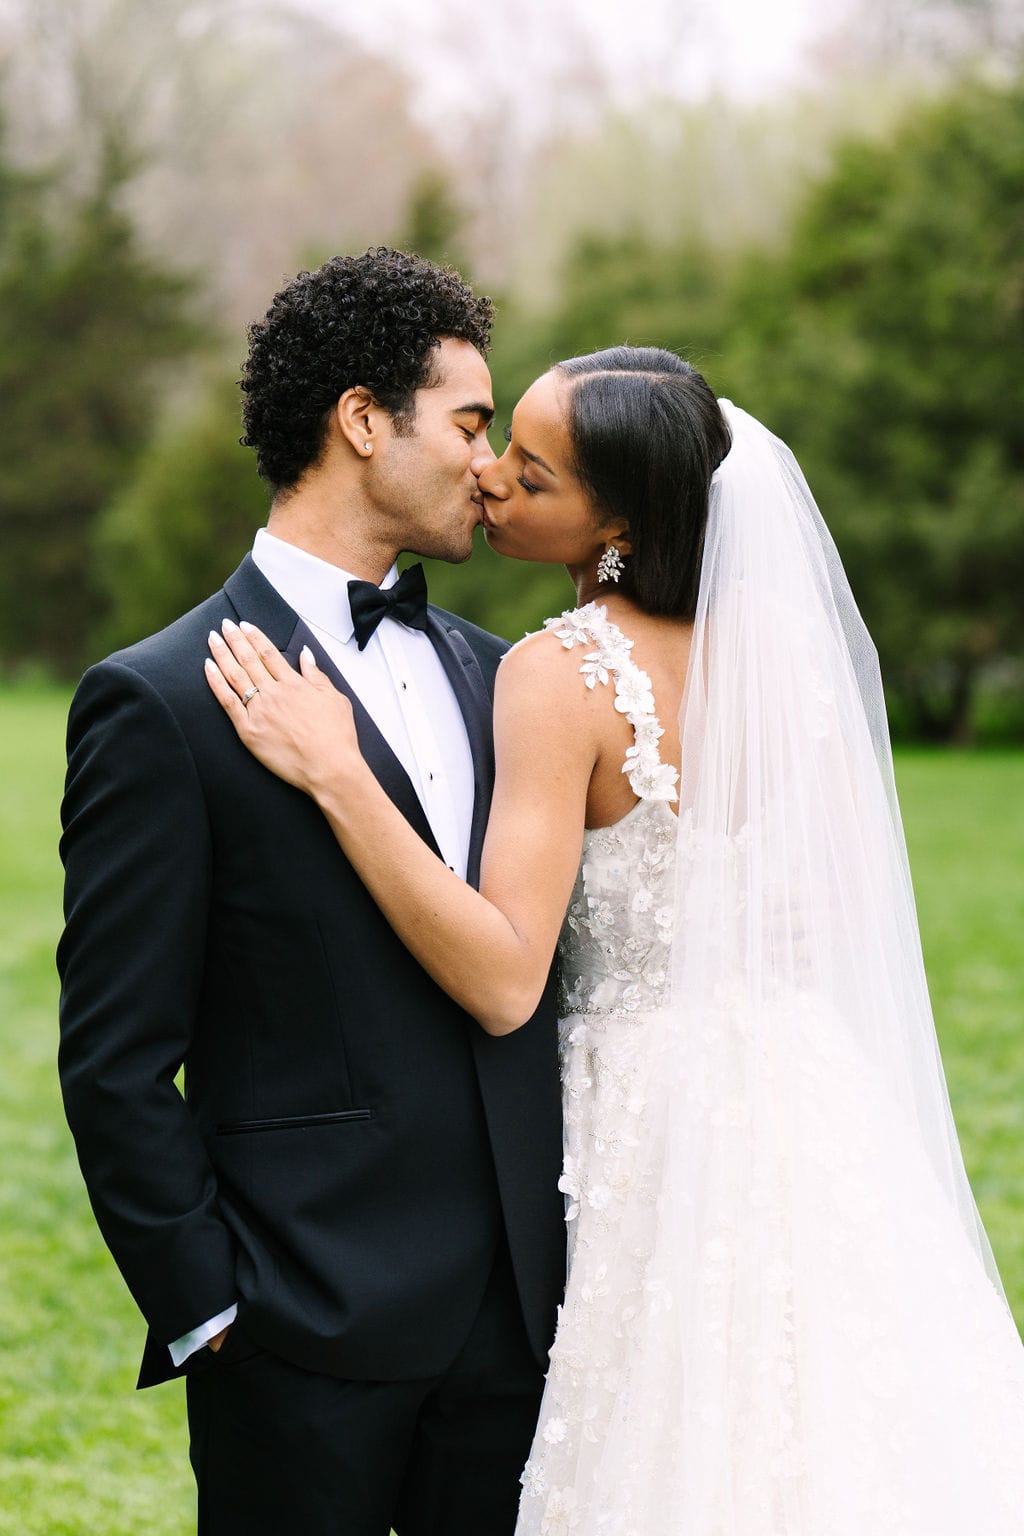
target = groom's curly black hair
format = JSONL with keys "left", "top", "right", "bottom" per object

{"left": 240, "top": 246, "right": 494, "bottom": 493}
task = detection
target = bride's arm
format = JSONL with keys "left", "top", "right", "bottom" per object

{"left": 206, "top": 621, "right": 593, "bottom": 1035}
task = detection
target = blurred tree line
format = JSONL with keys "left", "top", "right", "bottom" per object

{"left": 428, "top": 77, "right": 1024, "bottom": 742}
{"left": 0, "top": 29, "right": 1021, "bottom": 738}
{"left": 0, "top": 127, "right": 199, "bottom": 674}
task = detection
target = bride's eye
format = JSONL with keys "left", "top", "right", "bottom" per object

{"left": 504, "top": 421, "right": 538, "bottom": 489}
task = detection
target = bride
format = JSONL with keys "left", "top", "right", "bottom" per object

{"left": 206, "top": 346, "right": 1024, "bottom": 1532}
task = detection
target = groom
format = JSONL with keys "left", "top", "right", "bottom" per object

{"left": 57, "top": 247, "right": 565, "bottom": 1534}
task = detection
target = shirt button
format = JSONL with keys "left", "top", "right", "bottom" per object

{"left": 428, "top": 772, "right": 434, "bottom": 781}
{"left": 400, "top": 681, "right": 408, "bottom": 691}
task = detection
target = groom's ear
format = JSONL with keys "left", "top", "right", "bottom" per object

{"left": 336, "top": 386, "right": 380, "bottom": 460}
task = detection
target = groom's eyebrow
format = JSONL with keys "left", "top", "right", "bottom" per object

{"left": 453, "top": 401, "right": 495, "bottom": 425}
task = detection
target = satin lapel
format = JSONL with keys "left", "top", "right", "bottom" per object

{"left": 425, "top": 611, "right": 495, "bottom": 888}
{"left": 282, "top": 621, "right": 443, "bottom": 860}
{"left": 224, "top": 553, "right": 302, "bottom": 651}
{"left": 224, "top": 555, "right": 442, "bottom": 857}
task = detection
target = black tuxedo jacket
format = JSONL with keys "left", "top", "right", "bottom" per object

{"left": 57, "top": 556, "right": 565, "bottom": 1390}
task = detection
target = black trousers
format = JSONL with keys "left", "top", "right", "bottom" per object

{"left": 185, "top": 1239, "right": 545, "bottom": 1536}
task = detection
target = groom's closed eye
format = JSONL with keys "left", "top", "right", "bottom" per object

{"left": 452, "top": 403, "right": 494, "bottom": 438}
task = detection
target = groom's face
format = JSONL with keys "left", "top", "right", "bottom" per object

{"left": 373, "top": 338, "right": 496, "bottom": 565}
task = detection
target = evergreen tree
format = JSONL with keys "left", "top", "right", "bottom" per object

{"left": 94, "top": 373, "right": 268, "bottom": 655}
{"left": 0, "top": 129, "right": 198, "bottom": 675}
{"left": 726, "top": 81, "right": 1024, "bottom": 740}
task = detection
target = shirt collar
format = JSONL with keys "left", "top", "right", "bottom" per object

{"left": 251, "top": 528, "right": 399, "bottom": 646}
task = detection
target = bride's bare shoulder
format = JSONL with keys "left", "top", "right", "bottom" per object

{"left": 494, "top": 617, "right": 604, "bottom": 725}
{"left": 500, "top": 625, "right": 578, "bottom": 680}
{"left": 502, "top": 601, "right": 612, "bottom": 663}
{"left": 492, "top": 624, "right": 607, "bottom": 782}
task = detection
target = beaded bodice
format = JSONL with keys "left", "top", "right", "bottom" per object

{"left": 543, "top": 604, "right": 679, "bottom": 1018}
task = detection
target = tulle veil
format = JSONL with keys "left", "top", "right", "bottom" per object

{"left": 607, "top": 399, "right": 1024, "bottom": 1529}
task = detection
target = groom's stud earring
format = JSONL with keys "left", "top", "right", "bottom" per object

{"left": 363, "top": 442, "right": 371, "bottom": 453}
{"left": 597, "top": 543, "right": 625, "bottom": 583}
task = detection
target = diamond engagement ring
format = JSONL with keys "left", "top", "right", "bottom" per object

{"left": 241, "top": 686, "right": 260, "bottom": 707}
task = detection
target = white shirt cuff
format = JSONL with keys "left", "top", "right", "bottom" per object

{"left": 168, "top": 1303, "right": 239, "bottom": 1367}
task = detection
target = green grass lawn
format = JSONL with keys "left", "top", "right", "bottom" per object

{"left": 0, "top": 685, "right": 1021, "bottom": 1532}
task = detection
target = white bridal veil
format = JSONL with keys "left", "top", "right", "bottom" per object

{"left": 639, "top": 400, "right": 1024, "bottom": 1529}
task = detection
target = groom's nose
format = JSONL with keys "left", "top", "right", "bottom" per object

{"left": 470, "top": 443, "right": 496, "bottom": 477}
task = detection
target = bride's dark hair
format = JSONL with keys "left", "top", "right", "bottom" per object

{"left": 556, "top": 347, "right": 730, "bottom": 619}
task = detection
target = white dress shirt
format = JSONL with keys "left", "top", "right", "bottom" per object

{"left": 250, "top": 528, "right": 474, "bottom": 876}
{"left": 169, "top": 529, "right": 477, "bottom": 1365}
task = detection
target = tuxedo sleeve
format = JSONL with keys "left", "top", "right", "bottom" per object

{"left": 57, "top": 659, "right": 238, "bottom": 1345}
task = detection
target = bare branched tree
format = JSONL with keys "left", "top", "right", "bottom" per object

{"left": 0, "top": 0, "right": 447, "bottom": 327}
{"left": 823, "top": 0, "right": 1024, "bottom": 74}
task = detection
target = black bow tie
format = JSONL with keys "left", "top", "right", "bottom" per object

{"left": 348, "top": 563, "right": 429, "bottom": 651}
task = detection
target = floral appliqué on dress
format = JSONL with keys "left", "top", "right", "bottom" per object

{"left": 519, "top": 605, "right": 682, "bottom": 1534}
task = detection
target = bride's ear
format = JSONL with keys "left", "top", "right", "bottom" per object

{"left": 607, "top": 525, "right": 632, "bottom": 559}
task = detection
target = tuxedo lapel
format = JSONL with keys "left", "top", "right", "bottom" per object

{"left": 224, "top": 553, "right": 302, "bottom": 651}
{"left": 425, "top": 611, "right": 495, "bottom": 888}
{"left": 284, "top": 621, "right": 444, "bottom": 860}
{"left": 224, "top": 555, "right": 443, "bottom": 860}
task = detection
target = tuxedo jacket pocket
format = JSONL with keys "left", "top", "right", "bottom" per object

{"left": 216, "top": 1108, "right": 374, "bottom": 1135}
{"left": 209, "top": 1316, "right": 268, "bottom": 1369}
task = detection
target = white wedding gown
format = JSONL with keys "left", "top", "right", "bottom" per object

{"left": 515, "top": 604, "right": 1024, "bottom": 1536}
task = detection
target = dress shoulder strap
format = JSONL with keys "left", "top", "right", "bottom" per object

{"left": 544, "top": 604, "right": 679, "bottom": 804}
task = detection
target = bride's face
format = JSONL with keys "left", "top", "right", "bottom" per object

{"left": 477, "top": 370, "right": 618, "bottom": 566}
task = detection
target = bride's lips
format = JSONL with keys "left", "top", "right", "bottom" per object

{"left": 477, "top": 498, "right": 496, "bottom": 531}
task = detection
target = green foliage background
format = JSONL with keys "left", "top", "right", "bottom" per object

{"left": 723, "top": 84, "right": 1024, "bottom": 741}
{"left": 94, "top": 375, "right": 270, "bottom": 655}
{"left": 4, "top": 79, "right": 1016, "bottom": 738}
{"left": 0, "top": 137, "right": 198, "bottom": 675}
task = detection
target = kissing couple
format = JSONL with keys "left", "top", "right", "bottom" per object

{"left": 59, "top": 247, "right": 1024, "bottom": 1534}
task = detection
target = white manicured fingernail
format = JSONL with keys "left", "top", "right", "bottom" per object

{"left": 208, "top": 630, "right": 222, "bottom": 646}
{"left": 204, "top": 658, "right": 216, "bottom": 671}
{"left": 301, "top": 645, "right": 316, "bottom": 666}
{"left": 239, "top": 621, "right": 256, "bottom": 633}
{"left": 222, "top": 618, "right": 239, "bottom": 633}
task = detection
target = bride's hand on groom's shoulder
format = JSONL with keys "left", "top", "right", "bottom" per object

{"left": 205, "top": 620, "right": 363, "bottom": 800}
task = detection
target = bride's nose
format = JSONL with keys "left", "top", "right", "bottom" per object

{"left": 476, "top": 452, "right": 511, "bottom": 501}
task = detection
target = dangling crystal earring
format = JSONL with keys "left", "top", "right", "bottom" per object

{"left": 597, "top": 543, "right": 625, "bottom": 584}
